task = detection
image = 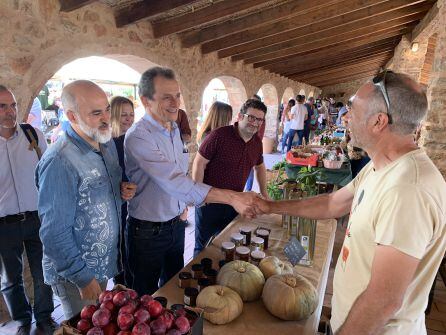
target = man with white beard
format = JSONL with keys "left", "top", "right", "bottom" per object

{"left": 36, "top": 80, "right": 136, "bottom": 319}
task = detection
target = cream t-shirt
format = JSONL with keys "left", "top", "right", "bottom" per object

{"left": 331, "top": 149, "right": 446, "bottom": 334}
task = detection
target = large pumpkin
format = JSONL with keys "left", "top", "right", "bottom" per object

{"left": 196, "top": 285, "right": 243, "bottom": 325}
{"left": 259, "top": 256, "right": 294, "bottom": 279}
{"left": 262, "top": 274, "right": 318, "bottom": 320}
{"left": 217, "top": 261, "right": 265, "bottom": 302}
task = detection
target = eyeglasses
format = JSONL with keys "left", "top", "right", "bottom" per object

{"left": 244, "top": 113, "right": 265, "bottom": 124}
{"left": 372, "top": 69, "right": 393, "bottom": 124}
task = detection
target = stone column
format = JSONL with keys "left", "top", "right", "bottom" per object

{"left": 420, "top": 0, "right": 446, "bottom": 177}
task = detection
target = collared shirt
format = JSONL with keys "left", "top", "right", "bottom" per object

{"left": 36, "top": 125, "right": 122, "bottom": 287}
{"left": 199, "top": 123, "right": 263, "bottom": 192}
{"left": 125, "top": 113, "right": 211, "bottom": 222}
{"left": 0, "top": 125, "right": 47, "bottom": 217}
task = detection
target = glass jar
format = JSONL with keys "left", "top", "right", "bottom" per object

{"left": 239, "top": 226, "right": 252, "bottom": 246}
{"left": 197, "top": 278, "right": 210, "bottom": 292}
{"left": 184, "top": 287, "right": 198, "bottom": 307}
{"left": 250, "top": 236, "right": 264, "bottom": 251}
{"left": 200, "top": 258, "right": 213, "bottom": 272}
{"left": 230, "top": 233, "right": 244, "bottom": 247}
{"left": 204, "top": 268, "right": 218, "bottom": 285}
{"left": 221, "top": 241, "right": 236, "bottom": 261}
{"left": 235, "top": 246, "right": 250, "bottom": 262}
{"left": 250, "top": 250, "right": 266, "bottom": 267}
{"left": 256, "top": 229, "right": 270, "bottom": 250}
{"left": 178, "top": 272, "right": 192, "bottom": 288}
{"left": 191, "top": 264, "right": 204, "bottom": 279}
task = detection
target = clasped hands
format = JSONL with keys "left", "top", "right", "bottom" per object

{"left": 231, "top": 192, "right": 271, "bottom": 219}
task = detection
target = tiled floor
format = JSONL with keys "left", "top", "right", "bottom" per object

{"left": 2, "top": 153, "right": 445, "bottom": 334}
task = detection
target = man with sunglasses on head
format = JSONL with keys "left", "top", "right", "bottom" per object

{"left": 192, "top": 99, "right": 268, "bottom": 255}
{"left": 0, "top": 86, "right": 56, "bottom": 335}
{"left": 253, "top": 71, "right": 446, "bottom": 335}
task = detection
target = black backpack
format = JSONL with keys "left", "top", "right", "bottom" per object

{"left": 19, "top": 123, "right": 42, "bottom": 160}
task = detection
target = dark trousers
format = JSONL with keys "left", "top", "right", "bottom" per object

{"left": 194, "top": 204, "right": 238, "bottom": 256}
{"left": 114, "top": 202, "right": 132, "bottom": 287}
{"left": 126, "top": 216, "right": 185, "bottom": 296}
{"left": 350, "top": 156, "right": 371, "bottom": 178}
{"left": 0, "top": 213, "right": 54, "bottom": 325}
{"left": 287, "top": 129, "right": 304, "bottom": 152}
{"left": 303, "top": 125, "right": 310, "bottom": 144}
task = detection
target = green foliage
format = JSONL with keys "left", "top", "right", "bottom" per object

{"left": 295, "top": 166, "right": 322, "bottom": 197}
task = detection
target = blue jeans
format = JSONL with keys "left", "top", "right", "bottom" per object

{"left": 281, "top": 131, "right": 290, "bottom": 153}
{"left": 286, "top": 129, "right": 304, "bottom": 152}
{"left": 245, "top": 169, "right": 254, "bottom": 191}
{"left": 194, "top": 204, "right": 238, "bottom": 256}
{"left": 126, "top": 216, "right": 185, "bottom": 295}
{"left": 0, "top": 213, "right": 54, "bottom": 325}
{"left": 52, "top": 280, "right": 107, "bottom": 320}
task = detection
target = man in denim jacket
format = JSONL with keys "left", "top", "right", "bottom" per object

{"left": 36, "top": 80, "right": 135, "bottom": 319}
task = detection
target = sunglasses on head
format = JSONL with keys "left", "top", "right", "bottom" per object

{"left": 372, "top": 69, "right": 394, "bottom": 124}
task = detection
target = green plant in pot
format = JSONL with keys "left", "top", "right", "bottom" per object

{"left": 295, "top": 166, "right": 322, "bottom": 197}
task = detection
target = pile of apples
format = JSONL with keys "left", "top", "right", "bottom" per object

{"left": 76, "top": 289, "right": 192, "bottom": 335}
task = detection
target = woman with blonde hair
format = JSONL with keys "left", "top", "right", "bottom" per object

{"left": 110, "top": 96, "right": 135, "bottom": 286}
{"left": 197, "top": 101, "right": 233, "bottom": 145}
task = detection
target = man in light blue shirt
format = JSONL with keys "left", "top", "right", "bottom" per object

{"left": 125, "top": 67, "right": 257, "bottom": 295}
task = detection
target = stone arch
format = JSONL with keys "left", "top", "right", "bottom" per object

{"left": 281, "top": 87, "right": 295, "bottom": 103}
{"left": 299, "top": 88, "right": 306, "bottom": 96}
{"left": 257, "top": 83, "right": 279, "bottom": 140}
{"left": 308, "top": 91, "right": 315, "bottom": 98}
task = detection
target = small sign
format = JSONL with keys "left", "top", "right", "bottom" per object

{"left": 283, "top": 236, "right": 307, "bottom": 266}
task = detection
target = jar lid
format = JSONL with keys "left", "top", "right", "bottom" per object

{"left": 231, "top": 233, "right": 244, "bottom": 240}
{"left": 251, "top": 250, "right": 266, "bottom": 259}
{"left": 251, "top": 236, "right": 264, "bottom": 244}
{"left": 256, "top": 229, "right": 269, "bottom": 236}
{"left": 191, "top": 263, "right": 203, "bottom": 271}
{"left": 197, "top": 277, "right": 210, "bottom": 286}
{"left": 179, "top": 271, "right": 192, "bottom": 279}
{"left": 200, "top": 258, "right": 213, "bottom": 267}
{"left": 240, "top": 226, "right": 252, "bottom": 233}
{"left": 222, "top": 241, "right": 235, "bottom": 249}
{"left": 184, "top": 287, "right": 198, "bottom": 296}
{"left": 204, "top": 268, "right": 218, "bottom": 277}
{"left": 236, "top": 246, "right": 250, "bottom": 255}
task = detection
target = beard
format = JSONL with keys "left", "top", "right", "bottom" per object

{"left": 77, "top": 117, "right": 112, "bottom": 144}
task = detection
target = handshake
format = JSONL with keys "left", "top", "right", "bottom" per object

{"left": 230, "top": 192, "right": 272, "bottom": 219}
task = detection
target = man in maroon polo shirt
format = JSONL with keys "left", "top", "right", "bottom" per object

{"left": 192, "top": 99, "right": 268, "bottom": 255}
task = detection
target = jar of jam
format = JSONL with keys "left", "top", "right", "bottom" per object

{"left": 200, "top": 258, "right": 213, "bottom": 272}
{"left": 239, "top": 226, "right": 252, "bottom": 246}
{"left": 197, "top": 277, "right": 210, "bottom": 292}
{"left": 204, "top": 268, "right": 218, "bottom": 285}
{"left": 184, "top": 287, "right": 198, "bottom": 307}
{"left": 250, "top": 250, "right": 266, "bottom": 267}
{"left": 230, "top": 233, "right": 244, "bottom": 247}
{"left": 191, "top": 264, "right": 204, "bottom": 279}
{"left": 250, "top": 236, "right": 264, "bottom": 251}
{"left": 178, "top": 271, "right": 192, "bottom": 288}
{"left": 256, "top": 229, "right": 270, "bottom": 250}
{"left": 235, "top": 246, "right": 250, "bottom": 262}
{"left": 221, "top": 241, "right": 235, "bottom": 261}
{"left": 154, "top": 296, "right": 167, "bottom": 308}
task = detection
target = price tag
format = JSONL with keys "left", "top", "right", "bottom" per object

{"left": 283, "top": 236, "right": 307, "bottom": 266}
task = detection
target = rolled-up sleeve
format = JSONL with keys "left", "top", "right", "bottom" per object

{"left": 36, "top": 155, "right": 95, "bottom": 288}
{"left": 125, "top": 132, "right": 211, "bottom": 206}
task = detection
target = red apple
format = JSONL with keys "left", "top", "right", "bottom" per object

{"left": 87, "top": 327, "right": 104, "bottom": 335}
{"left": 92, "top": 308, "right": 111, "bottom": 328}
{"left": 173, "top": 308, "right": 186, "bottom": 318}
{"left": 132, "top": 322, "right": 151, "bottom": 335}
{"left": 159, "top": 311, "right": 174, "bottom": 330}
{"left": 99, "top": 291, "right": 114, "bottom": 304}
{"left": 117, "top": 332, "right": 132, "bottom": 335}
{"left": 81, "top": 305, "right": 98, "bottom": 320}
{"left": 134, "top": 309, "right": 150, "bottom": 324}
{"left": 140, "top": 295, "right": 153, "bottom": 307}
{"left": 127, "top": 289, "right": 138, "bottom": 300}
{"left": 117, "top": 313, "right": 134, "bottom": 331}
{"left": 113, "top": 291, "right": 130, "bottom": 307}
{"left": 146, "top": 300, "right": 162, "bottom": 319}
{"left": 119, "top": 303, "right": 136, "bottom": 315}
{"left": 149, "top": 319, "right": 166, "bottom": 335}
{"left": 77, "top": 319, "right": 92, "bottom": 334}
{"left": 174, "top": 316, "right": 190, "bottom": 335}
{"left": 166, "top": 330, "right": 181, "bottom": 335}
{"left": 101, "top": 300, "right": 116, "bottom": 312}
{"left": 103, "top": 323, "right": 119, "bottom": 335}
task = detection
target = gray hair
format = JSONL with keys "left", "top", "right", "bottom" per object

{"left": 368, "top": 72, "right": 427, "bottom": 135}
{"left": 61, "top": 80, "right": 101, "bottom": 115}
{"left": 138, "top": 66, "right": 176, "bottom": 100}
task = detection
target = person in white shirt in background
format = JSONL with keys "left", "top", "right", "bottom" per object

{"left": 286, "top": 94, "right": 307, "bottom": 152}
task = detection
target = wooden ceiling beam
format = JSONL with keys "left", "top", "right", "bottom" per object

{"left": 311, "top": 71, "right": 379, "bottom": 87}
{"left": 280, "top": 48, "right": 395, "bottom": 76}
{"left": 288, "top": 53, "right": 393, "bottom": 79}
{"left": 115, "top": 0, "right": 199, "bottom": 28}
{"left": 180, "top": 0, "right": 338, "bottom": 48}
{"left": 59, "top": 0, "right": 98, "bottom": 12}
{"left": 150, "top": 0, "right": 272, "bottom": 37}
{"left": 238, "top": 10, "right": 427, "bottom": 63}
{"left": 207, "top": 0, "right": 428, "bottom": 56}
{"left": 267, "top": 36, "right": 400, "bottom": 73}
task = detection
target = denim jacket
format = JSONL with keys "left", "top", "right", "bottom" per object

{"left": 36, "top": 125, "right": 122, "bottom": 288}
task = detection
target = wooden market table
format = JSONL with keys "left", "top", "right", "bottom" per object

{"left": 154, "top": 214, "right": 337, "bottom": 335}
